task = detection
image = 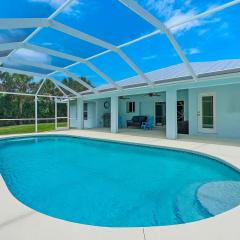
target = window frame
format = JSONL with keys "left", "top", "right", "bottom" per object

{"left": 126, "top": 101, "right": 136, "bottom": 113}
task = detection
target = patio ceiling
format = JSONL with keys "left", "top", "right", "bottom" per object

{"left": 0, "top": 0, "right": 239, "bottom": 98}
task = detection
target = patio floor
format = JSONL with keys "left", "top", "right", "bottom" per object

{"left": 66, "top": 127, "right": 240, "bottom": 147}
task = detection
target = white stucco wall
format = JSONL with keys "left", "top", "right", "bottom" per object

{"left": 189, "top": 83, "right": 240, "bottom": 138}
{"left": 70, "top": 100, "right": 99, "bottom": 129}
{"left": 70, "top": 81, "right": 240, "bottom": 139}
{"left": 84, "top": 101, "right": 97, "bottom": 129}
{"left": 70, "top": 98, "right": 111, "bottom": 129}
{"left": 69, "top": 100, "right": 77, "bottom": 128}
{"left": 96, "top": 98, "right": 111, "bottom": 128}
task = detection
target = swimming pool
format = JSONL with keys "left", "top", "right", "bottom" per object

{"left": 0, "top": 135, "right": 239, "bottom": 227}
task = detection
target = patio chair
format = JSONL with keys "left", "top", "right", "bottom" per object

{"left": 118, "top": 116, "right": 123, "bottom": 128}
{"left": 141, "top": 116, "right": 154, "bottom": 130}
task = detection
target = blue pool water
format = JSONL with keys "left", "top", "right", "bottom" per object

{"left": 0, "top": 135, "right": 239, "bottom": 227}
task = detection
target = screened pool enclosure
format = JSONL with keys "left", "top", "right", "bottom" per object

{"left": 0, "top": 0, "right": 239, "bottom": 133}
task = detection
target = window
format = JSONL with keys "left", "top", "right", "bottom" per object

{"left": 202, "top": 96, "right": 214, "bottom": 129}
{"left": 84, "top": 103, "right": 88, "bottom": 120}
{"left": 127, "top": 102, "right": 135, "bottom": 113}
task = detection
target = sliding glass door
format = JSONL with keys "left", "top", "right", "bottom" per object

{"left": 155, "top": 102, "right": 166, "bottom": 126}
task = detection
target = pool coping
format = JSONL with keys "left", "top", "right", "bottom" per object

{"left": 0, "top": 130, "right": 240, "bottom": 240}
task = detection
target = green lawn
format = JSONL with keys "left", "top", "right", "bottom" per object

{"left": 0, "top": 122, "right": 67, "bottom": 135}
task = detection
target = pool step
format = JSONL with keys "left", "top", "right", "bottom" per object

{"left": 174, "top": 183, "right": 212, "bottom": 224}
{"left": 197, "top": 181, "right": 240, "bottom": 216}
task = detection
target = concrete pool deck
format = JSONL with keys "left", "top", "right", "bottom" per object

{"left": 0, "top": 129, "right": 239, "bottom": 240}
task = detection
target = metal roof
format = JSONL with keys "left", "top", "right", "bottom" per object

{"left": 80, "top": 59, "right": 240, "bottom": 94}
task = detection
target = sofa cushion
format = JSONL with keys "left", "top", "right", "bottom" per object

{"left": 132, "top": 116, "right": 140, "bottom": 122}
{"left": 131, "top": 116, "right": 147, "bottom": 122}
{"left": 139, "top": 116, "right": 147, "bottom": 122}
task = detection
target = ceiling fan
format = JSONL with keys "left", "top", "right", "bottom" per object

{"left": 119, "top": 96, "right": 131, "bottom": 100}
{"left": 147, "top": 93, "right": 161, "bottom": 97}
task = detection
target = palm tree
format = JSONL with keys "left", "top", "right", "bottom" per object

{"left": 11, "top": 73, "right": 34, "bottom": 117}
{"left": 0, "top": 71, "right": 93, "bottom": 126}
{"left": 0, "top": 71, "right": 34, "bottom": 125}
{"left": 62, "top": 77, "right": 92, "bottom": 93}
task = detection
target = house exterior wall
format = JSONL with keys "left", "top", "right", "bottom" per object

{"left": 69, "top": 100, "right": 77, "bottom": 128}
{"left": 84, "top": 102, "right": 97, "bottom": 129}
{"left": 70, "top": 83, "right": 240, "bottom": 139}
{"left": 70, "top": 100, "right": 96, "bottom": 128}
{"left": 96, "top": 98, "right": 111, "bottom": 128}
{"left": 70, "top": 98, "right": 111, "bottom": 129}
{"left": 189, "top": 83, "right": 240, "bottom": 138}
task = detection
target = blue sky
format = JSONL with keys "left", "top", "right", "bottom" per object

{"left": 1, "top": 0, "right": 240, "bottom": 86}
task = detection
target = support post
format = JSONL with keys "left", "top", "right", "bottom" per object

{"left": 111, "top": 96, "right": 119, "bottom": 133}
{"left": 55, "top": 97, "right": 57, "bottom": 130}
{"left": 67, "top": 98, "right": 70, "bottom": 129}
{"left": 35, "top": 96, "right": 38, "bottom": 133}
{"left": 77, "top": 97, "right": 84, "bottom": 129}
{"left": 166, "top": 89, "right": 177, "bottom": 140}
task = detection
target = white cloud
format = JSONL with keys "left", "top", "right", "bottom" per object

{"left": 142, "top": 0, "right": 223, "bottom": 35}
{"left": 165, "top": 9, "right": 203, "bottom": 34}
{"left": 142, "top": 1, "right": 203, "bottom": 34}
{"left": 12, "top": 49, "right": 51, "bottom": 64}
{"left": 217, "top": 22, "right": 230, "bottom": 38}
{"left": 30, "top": 0, "right": 66, "bottom": 8}
{"left": 218, "top": 22, "right": 229, "bottom": 31}
{"left": 144, "top": 0, "right": 175, "bottom": 19}
{"left": 29, "top": 0, "right": 82, "bottom": 16}
{"left": 185, "top": 48, "right": 200, "bottom": 55}
{"left": 142, "top": 54, "right": 158, "bottom": 60}
{"left": 198, "top": 28, "right": 208, "bottom": 36}
{"left": 197, "top": 20, "right": 228, "bottom": 38}
{"left": 0, "top": 29, "right": 28, "bottom": 43}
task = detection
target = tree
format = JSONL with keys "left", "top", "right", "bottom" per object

{"left": 12, "top": 73, "right": 34, "bottom": 117}
{"left": 62, "top": 77, "right": 92, "bottom": 93}
{"left": 0, "top": 71, "right": 92, "bottom": 126}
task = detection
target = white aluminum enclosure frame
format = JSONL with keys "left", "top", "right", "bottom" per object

{"left": 54, "top": 97, "right": 70, "bottom": 131}
{"left": 0, "top": 0, "right": 239, "bottom": 92}
{"left": 0, "top": 0, "right": 239, "bottom": 93}
{"left": 0, "top": 90, "right": 69, "bottom": 134}
{"left": 0, "top": 0, "right": 239, "bottom": 134}
{"left": 118, "top": 0, "right": 197, "bottom": 80}
{"left": 0, "top": 1, "right": 78, "bottom": 133}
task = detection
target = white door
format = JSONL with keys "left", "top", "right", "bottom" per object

{"left": 84, "top": 102, "right": 96, "bottom": 128}
{"left": 198, "top": 93, "right": 216, "bottom": 133}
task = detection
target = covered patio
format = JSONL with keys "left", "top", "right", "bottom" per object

{"left": 0, "top": 0, "right": 240, "bottom": 139}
